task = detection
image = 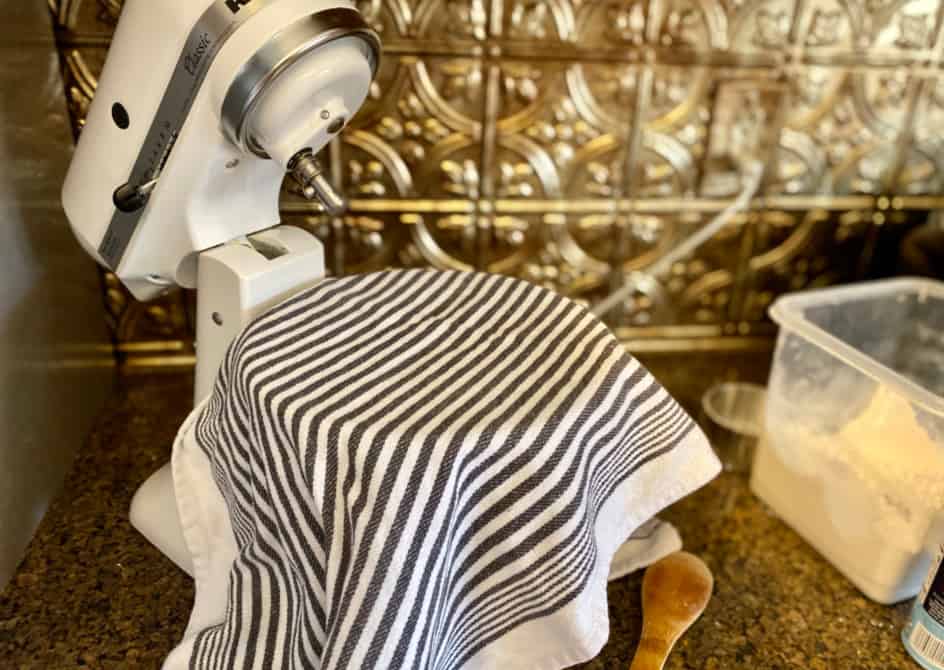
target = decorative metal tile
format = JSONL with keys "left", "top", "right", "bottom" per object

{"left": 728, "top": 0, "right": 798, "bottom": 54}
{"left": 49, "top": 0, "right": 944, "bottom": 353}
{"left": 602, "top": 214, "right": 747, "bottom": 328}
{"left": 738, "top": 208, "right": 873, "bottom": 322}
{"left": 49, "top": 0, "right": 120, "bottom": 39}
{"left": 413, "top": 0, "right": 488, "bottom": 41}
{"left": 59, "top": 47, "right": 105, "bottom": 136}
{"left": 861, "top": 0, "right": 941, "bottom": 54}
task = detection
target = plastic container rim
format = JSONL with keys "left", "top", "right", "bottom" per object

{"left": 768, "top": 277, "right": 944, "bottom": 418}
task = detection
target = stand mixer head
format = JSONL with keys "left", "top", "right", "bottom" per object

{"left": 62, "top": 0, "right": 380, "bottom": 300}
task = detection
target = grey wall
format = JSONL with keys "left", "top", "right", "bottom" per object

{"left": 0, "top": 1, "right": 114, "bottom": 588}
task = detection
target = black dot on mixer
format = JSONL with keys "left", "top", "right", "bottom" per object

{"left": 112, "top": 102, "right": 130, "bottom": 129}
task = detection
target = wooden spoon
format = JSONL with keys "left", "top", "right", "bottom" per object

{"left": 628, "top": 551, "right": 714, "bottom": 670}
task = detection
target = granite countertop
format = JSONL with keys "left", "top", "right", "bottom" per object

{"left": 0, "top": 353, "right": 918, "bottom": 669}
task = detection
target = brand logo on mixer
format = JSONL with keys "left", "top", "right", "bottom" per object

{"left": 225, "top": 0, "right": 252, "bottom": 13}
{"left": 184, "top": 33, "right": 211, "bottom": 76}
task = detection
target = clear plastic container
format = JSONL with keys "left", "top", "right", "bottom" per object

{"left": 701, "top": 382, "right": 766, "bottom": 473}
{"left": 750, "top": 278, "right": 944, "bottom": 604}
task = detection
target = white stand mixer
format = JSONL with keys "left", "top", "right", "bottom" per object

{"left": 61, "top": 0, "right": 381, "bottom": 575}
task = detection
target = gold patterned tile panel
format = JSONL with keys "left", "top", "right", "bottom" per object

{"left": 737, "top": 208, "right": 873, "bottom": 321}
{"left": 601, "top": 213, "right": 747, "bottom": 327}
{"left": 343, "top": 56, "right": 484, "bottom": 198}
{"left": 58, "top": 47, "right": 106, "bottom": 136}
{"left": 46, "top": 0, "right": 944, "bottom": 352}
{"left": 861, "top": 0, "right": 942, "bottom": 54}
{"left": 355, "top": 0, "right": 410, "bottom": 39}
{"left": 411, "top": 0, "right": 488, "bottom": 43}
{"left": 50, "top": 0, "right": 119, "bottom": 39}
{"left": 728, "top": 0, "right": 799, "bottom": 53}
{"left": 770, "top": 67, "right": 922, "bottom": 196}
{"left": 497, "top": 0, "right": 575, "bottom": 41}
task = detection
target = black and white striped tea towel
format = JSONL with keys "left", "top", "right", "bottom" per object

{"left": 163, "top": 270, "right": 720, "bottom": 670}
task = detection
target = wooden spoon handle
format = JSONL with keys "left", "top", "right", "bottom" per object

{"left": 628, "top": 634, "right": 672, "bottom": 670}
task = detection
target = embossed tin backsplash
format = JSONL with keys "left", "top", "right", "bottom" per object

{"left": 50, "top": 0, "right": 944, "bottom": 361}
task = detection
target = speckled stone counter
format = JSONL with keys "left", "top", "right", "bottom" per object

{"left": 0, "top": 355, "right": 918, "bottom": 669}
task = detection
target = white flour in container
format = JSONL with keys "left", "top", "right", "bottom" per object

{"left": 770, "top": 387, "right": 944, "bottom": 552}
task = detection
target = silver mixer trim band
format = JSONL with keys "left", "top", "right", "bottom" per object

{"left": 99, "top": 0, "right": 282, "bottom": 270}
{"left": 221, "top": 8, "right": 381, "bottom": 157}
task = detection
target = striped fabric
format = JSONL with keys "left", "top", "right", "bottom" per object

{"left": 165, "top": 269, "right": 719, "bottom": 670}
